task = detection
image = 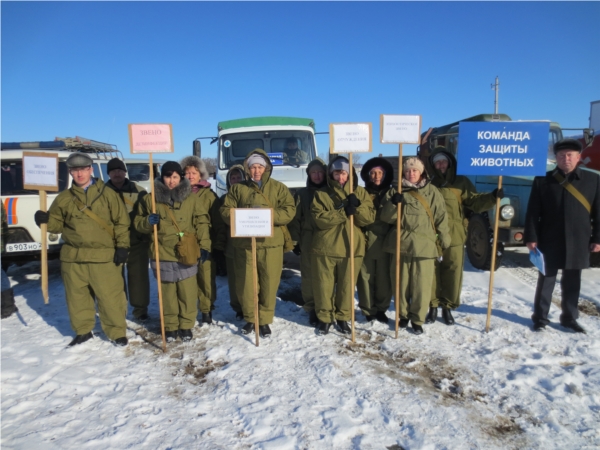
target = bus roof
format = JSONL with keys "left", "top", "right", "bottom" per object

{"left": 217, "top": 117, "right": 315, "bottom": 132}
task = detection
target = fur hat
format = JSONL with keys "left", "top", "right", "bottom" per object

{"left": 553, "top": 138, "right": 582, "bottom": 154}
{"left": 180, "top": 155, "right": 209, "bottom": 180}
{"left": 107, "top": 158, "right": 126, "bottom": 173}
{"left": 403, "top": 157, "right": 425, "bottom": 175}
{"left": 66, "top": 152, "right": 93, "bottom": 168}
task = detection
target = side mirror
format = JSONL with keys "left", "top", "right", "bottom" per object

{"left": 193, "top": 140, "right": 201, "bottom": 158}
{"left": 583, "top": 128, "right": 595, "bottom": 148}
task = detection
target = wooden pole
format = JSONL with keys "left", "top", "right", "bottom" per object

{"left": 349, "top": 153, "right": 355, "bottom": 343}
{"left": 395, "top": 145, "right": 403, "bottom": 338}
{"left": 252, "top": 237, "right": 260, "bottom": 347}
{"left": 40, "top": 190, "right": 49, "bottom": 304}
{"left": 485, "top": 176, "right": 503, "bottom": 333}
{"left": 149, "top": 155, "right": 167, "bottom": 352}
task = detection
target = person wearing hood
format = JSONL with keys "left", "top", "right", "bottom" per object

{"left": 180, "top": 155, "right": 222, "bottom": 326}
{"left": 426, "top": 147, "right": 501, "bottom": 325}
{"left": 34, "top": 152, "right": 131, "bottom": 347}
{"left": 104, "top": 158, "right": 151, "bottom": 322}
{"left": 288, "top": 157, "right": 328, "bottom": 326}
{"left": 134, "top": 161, "right": 210, "bottom": 343}
{"left": 356, "top": 157, "right": 394, "bottom": 324}
{"left": 310, "top": 156, "right": 375, "bottom": 335}
{"left": 380, "top": 156, "right": 450, "bottom": 335}
{"left": 219, "top": 149, "right": 295, "bottom": 338}
{"left": 213, "top": 164, "right": 245, "bottom": 319}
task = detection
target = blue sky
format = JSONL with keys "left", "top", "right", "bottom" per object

{"left": 2, "top": 1, "right": 599, "bottom": 162}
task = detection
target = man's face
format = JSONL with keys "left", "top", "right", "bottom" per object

{"left": 286, "top": 141, "right": 298, "bottom": 152}
{"left": 556, "top": 149, "right": 581, "bottom": 174}
{"left": 404, "top": 168, "right": 421, "bottom": 184}
{"left": 163, "top": 172, "right": 181, "bottom": 189}
{"left": 70, "top": 166, "right": 93, "bottom": 187}
{"left": 369, "top": 168, "right": 384, "bottom": 186}
{"left": 108, "top": 168, "right": 126, "bottom": 186}
{"left": 250, "top": 164, "right": 266, "bottom": 182}
{"left": 229, "top": 171, "right": 243, "bottom": 185}
{"left": 434, "top": 159, "right": 449, "bottom": 174}
{"left": 185, "top": 167, "right": 201, "bottom": 185}
{"left": 309, "top": 169, "right": 325, "bottom": 185}
{"left": 332, "top": 170, "right": 348, "bottom": 186}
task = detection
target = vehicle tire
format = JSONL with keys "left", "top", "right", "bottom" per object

{"left": 590, "top": 252, "right": 600, "bottom": 268}
{"left": 466, "top": 213, "right": 503, "bottom": 271}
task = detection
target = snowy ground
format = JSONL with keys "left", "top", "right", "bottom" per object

{"left": 2, "top": 248, "right": 600, "bottom": 449}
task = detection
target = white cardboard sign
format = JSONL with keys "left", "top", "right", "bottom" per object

{"left": 22, "top": 152, "right": 59, "bottom": 191}
{"left": 330, "top": 122, "right": 372, "bottom": 153}
{"left": 380, "top": 114, "right": 422, "bottom": 144}
{"left": 231, "top": 208, "right": 274, "bottom": 238}
{"left": 128, "top": 123, "right": 174, "bottom": 154}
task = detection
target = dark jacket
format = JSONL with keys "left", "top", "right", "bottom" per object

{"left": 524, "top": 167, "right": 600, "bottom": 270}
{"left": 360, "top": 157, "right": 394, "bottom": 252}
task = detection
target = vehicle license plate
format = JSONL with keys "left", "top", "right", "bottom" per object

{"left": 6, "top": 242, "right": 43, "bottom": 252}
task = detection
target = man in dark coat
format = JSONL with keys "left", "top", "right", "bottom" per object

{"left": 525, "top": 138, "right": 600, "bottom": 333}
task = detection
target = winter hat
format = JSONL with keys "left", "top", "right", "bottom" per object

{"left": 247, "top": 154, "right": 268, "bottom": 168}
{"left": 403, "top": 157, "right": 425, "bottom": 175}
{"left": 330, "top": 158, "right": 350, "bottom": 174}
{"left": 107, "top": 158, "right": 127, "bottom": 173}
{"left": 66, "top": 152, "right": 93, "bottom": 168}
{"left": 432, "top": 153, "right": 450, "bottom": 165}
{"left": 180, "top": 155, "right": 209, "bottom": 180}
{"left": 553, "top": 138, "right": 582, "bottom": 154}
{"left": 160, "top": 161, "right": 184, "bottom": 178}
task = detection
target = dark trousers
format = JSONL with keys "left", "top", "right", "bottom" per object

{"left": 532, "top": 268, "right": 581, "bottom": 325}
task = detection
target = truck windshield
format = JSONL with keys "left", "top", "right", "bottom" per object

{"left": 219, "top": 130, "right": 315, "bottom": 170}
{"left": 1, "top": 160, "right": 69, "bottom": 195}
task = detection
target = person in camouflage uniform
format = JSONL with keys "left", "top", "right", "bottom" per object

{"left": 288, "top": 157, "right": 327, "bottom": 326}
{"left": 105, "top": 158, "right": 151, "bottom": 322}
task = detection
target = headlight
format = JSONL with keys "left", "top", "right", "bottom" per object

{"left": 500, "top": 205, "right": 515, "bottom": 220}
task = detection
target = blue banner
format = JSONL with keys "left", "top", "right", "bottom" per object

{"left": 456, "top": 122, "right": 550, "bottom": 176}
{"left": 267, "top": 152, "right": 284, "bottom": 166}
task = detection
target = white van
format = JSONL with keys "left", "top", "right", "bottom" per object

{"left": 1, "top": 137, "right": 164, "bottom": 269}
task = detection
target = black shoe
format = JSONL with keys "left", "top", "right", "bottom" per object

{"left": 412, "top": 323, "right": 424, "bottom": 335}
{"left": 336, "top": 320, "right": 351, "bottom": 335}
{"left": 533, "top": 322, "right": 546, "bottom": 331}
{"left": 399, "top": 318, "right": 409, "bottom": 329}
{"left": 442, "top": 308, "right": 455, "bottom": 325}
{"left": 137, "top": 313, "right": 150, "bottom": 322}
{"left": 317, "top": 321, "right": 331, "bottom": 335}
{"left": 561, "top": 320, "right": 586, "bottom": 334}
{"left": 259, "top": 324, "right": 272, "bottom": 338}
{"left": 235, "top": 312, "right": 244, "bottom": 321}
{"left": 365, "top": 314, "right": 375, "bottom": 322}
{"left": 241, "top": 322, "right": 254, "bottom": 335}
{"left": 165, "top": 330, "right": 178, "bottom": 342}
{"left": 179, "top": 329, "right": 193, "bottom": 341}
{"left": 68, "top": 332, "right": 93, "bottom": 347}
{"left": 114, "top": 337, "right": 128, "bottom": 346}
{"left": 425, "top": 307, "right": 438, "bottom": 324}
{"left": 309, "top": 310, "right": 319, "bottom": 327}
{"left": 375, "top": 311, "right": 389, "bottom": 324}
{"left": 1, "top": 288, "right": 18, "bottom": 319}
{"left": 202, "top": 312, "right": 212, "bottom": 325}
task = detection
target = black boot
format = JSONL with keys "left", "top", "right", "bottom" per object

{"left": 259, "top": 324, "right": 272, "bottom": 338}
{"left": 399, "top": 317, "right": 409, "bottom": 329}
{"left": 165, "top": 330, "right": 178, "bottom": 342}
{"left": 235, "top": 311, "right": 244, "bottom": 320}
{"left": 560, "top": 319, "right": 586, "bottom": 334}
{"left": 412, "top": 323, "right": 424, "bottom": 335}
{"left": 1, "top": 288, "right": 18, "bottom": 319}
{"left": 309, "top": 310, "right": 319, "bottom": 327}
{"left": 202, "top": 312, "right": 212, "bottom": 325}
{"left": 375, "top": 311, "right": 389, "bottom": 324}
{"left": 179, "top": 328, "right": 193, "bottom": 341}
{"left": 424, "top": 307, "right": 437, "bottom": 324}
{"left": 68, "top": 332, "right": 93, "bottom": 347}
{"left": 241, "top": 322, "right": 254, "bottom": 335}
{"left": 336, "top": 320, "right": 351, "bottom": 335}
{"left": 317, "top": 321, "right": 331, "bottom": 335}
{"left": 442, "top": 308, "right": 455, "bottom": 325}
{"left": 114, "top": 337, "right": 128, "bottom": 346}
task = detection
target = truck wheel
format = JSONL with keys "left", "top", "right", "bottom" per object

{"left": 591, "top": 252, "right": 600, "bottom": 268}
{"left": 466, "top": 214, "right": 503, "bottom": 271}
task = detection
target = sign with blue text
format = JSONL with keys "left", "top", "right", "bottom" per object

{"left": 457, "top": 122, "right": 550, "bottom": 176}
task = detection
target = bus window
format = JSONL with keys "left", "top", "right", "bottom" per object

{"left": 1, "top": 161, "right": 69, "bottom": 195}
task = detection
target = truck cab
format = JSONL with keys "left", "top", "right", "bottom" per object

{"left": 195, "top": 117, "right": 318, "bottom": 198}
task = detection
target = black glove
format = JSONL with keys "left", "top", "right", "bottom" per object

{"left": 113, "top": 247, "right": 129, "bottom": 265}
{"left": 346, "top": 193, "right": 361, "bottom": 207}
{"left": 200, "top": 249, "right": 210, "bottom": 263}
{"left": 391, "top": 193, "right": 404, "bottom": 205}
{"left": 34, "top": 210, "right": 49, "bottom": 227}
{"left": 292, "top": 244, "right": 301, "bottom": 256}
{"left": 148, "top": 214, "right": 160, "bottom": 225}
{"left": 492, "top": 188, "right": 504, "bottom": 199}
{"left": 345, "top": 204, "right": 357, "bottom": 216}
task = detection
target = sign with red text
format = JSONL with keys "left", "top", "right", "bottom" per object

{"left": 128, "top": 123, "right": 174, "bottom": 154}
{"left": 330, "top": 123, "right": 372, "bottom": 153}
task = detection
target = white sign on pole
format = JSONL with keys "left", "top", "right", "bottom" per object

{"left": 22, "top": 152, "right": 59, "bottom": 191}
{"left": 330, "top": 123, "right": 372, "bottom": 153}
{"left": 231, "top": 208, "right": 274, "bottom": 238}
{"left": 380, "top": 114, "right": 422, "bottom": 144}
